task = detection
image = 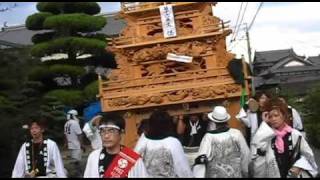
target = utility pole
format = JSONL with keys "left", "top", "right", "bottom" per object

{"left": 245, "top": 23, "right": 255, "bottom": 96}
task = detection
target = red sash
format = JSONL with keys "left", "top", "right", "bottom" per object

{"left": 103, "top": 147, "right": 140, "bottom": 178}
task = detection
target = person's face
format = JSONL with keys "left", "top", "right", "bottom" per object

{"left": 190, "top": 115, "right": 199, "bottom": 123}
{"left": 100, "top": 125, "right": 121, "bottom": 149}
{"left": 268, "top": 109, "right": 285, "bottom": 129}
{"left": 30, "top": 123, "right": 44, "bottom": 139}
{"left": 259, "top": 94, "right": 268, "bottom": 107}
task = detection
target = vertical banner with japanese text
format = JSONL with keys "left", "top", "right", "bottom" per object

{"left": 159, "top": 4, "right": 177, "bottom": 38}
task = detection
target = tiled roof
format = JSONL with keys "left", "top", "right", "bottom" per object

{"left": 253, "top": 48, "right": 320, "bottom": 91}
{"left": 308, "top": 56, "right": 320, "bottom": 65}
{"left": 253, "top": 48, "right": 296, "bottom": 64}
{"left": 258, "top": 55, "right": 315, "bottom": 76}
{"left": 0, "top": 12, "right": 126, "bottom": 46}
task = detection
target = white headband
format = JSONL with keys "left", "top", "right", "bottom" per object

{"left": 99, "top": 124, "right": 121, "bottom": 130}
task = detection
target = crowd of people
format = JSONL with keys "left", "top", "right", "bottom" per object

{"left": 11, "top": 91, "right": 319, "bottom": 178}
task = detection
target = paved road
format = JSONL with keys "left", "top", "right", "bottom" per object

{"left": 61, "top": 145, "right": 91, "bottom": 178}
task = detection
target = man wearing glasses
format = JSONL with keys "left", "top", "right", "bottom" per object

{"left": 84, "top": 112, "right": 149, "bottom": 178}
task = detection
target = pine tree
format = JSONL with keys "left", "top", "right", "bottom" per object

{"left": 25, "top": 2, "right": 110, "bottom": 108}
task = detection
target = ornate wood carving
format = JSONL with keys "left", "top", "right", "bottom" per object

{"left": 99, "top": 3, "right": 248, "bottom": 148}
{"left": 104, "top": 83, "right": 241, "bottom": 110}
{"left": 100, "top": 3, "right": 241, "bottom": 111}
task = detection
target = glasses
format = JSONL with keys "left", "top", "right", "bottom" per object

{"left": 99, "top": 128, "right": 120, "bottom": 135}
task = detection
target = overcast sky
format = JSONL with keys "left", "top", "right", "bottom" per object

{"left": 1, "top": 2, "right": 320, "bottom": 60}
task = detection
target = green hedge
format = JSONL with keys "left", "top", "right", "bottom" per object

{"left": 84, "top": 80, "right": 98, "bottom": 101}
{"left": 49, "top": 64, "right": 86, "bottom": 77}
{"left": 44, "top": 90, "right": 84, "bottom": 106}
{"left": 44, "top": 13, "right": 106, "bottom": 33}
{"left": 32, "top": 32, "right": 55, "bottom": 44}
{"left": 31, "top": 37, "right": 106, "bottom": 57}
{"left": 304, "top": 83, "right": 320, "bottom": 148}
{"left": 37, "top": 2, "right": 100, "bottom": 15}
{"left": 0, "top": 79, "right": 17, "bottom": 90}
{"left": 25, "top": 81, "right": 44, "bottom": 90}
{"left": 0, "top": 96, "right": 17, "bottom": 112}
{"left": 26, "top": 12, "right": 53, "bottom": 30}
{"left": 37, "top": 2, "right": 63, "bottom": 14}
{"left": 28, "top": 66, "right": 51, "bottom": 81}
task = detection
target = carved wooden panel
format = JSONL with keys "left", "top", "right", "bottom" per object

{"left": 99, "top": 3, "right": 248, "bottom": 148}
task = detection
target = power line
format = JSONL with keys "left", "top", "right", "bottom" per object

{"left": 248, "top": 2, "right": 264, "bottom": 31}
{"left": 228, "top": 24, "right": 247, "bottom": 49}
{"left": 230, "top": 2, "right": 263, "bottom": 51}
{"left": 228, "top": 34, "right": 245, "bottom": 50}
{"left": 232, "top": 2, "right": 248, "bottom": 42}
{"left": 230, "top": 2, "right": 243, "bottom": 41}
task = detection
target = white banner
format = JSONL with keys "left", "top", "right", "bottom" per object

{"left": 159, "top": 4, "right": 177, "bottom": 38}
{"left": 167, "top": 53, "right": 193, "bottom": 63}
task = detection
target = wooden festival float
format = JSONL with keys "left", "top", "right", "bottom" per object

{"left": 98, "top": 2, "right": 250, "bottom": 148}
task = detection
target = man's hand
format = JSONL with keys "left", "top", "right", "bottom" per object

{"left": 24, "top": 172, "right": 33, "bottom": 178}
{"left": 289, "top": 167, "right": 302, "bottom": 177}
{"left": 25, "top": 169, "right": 38, "bottom": 178}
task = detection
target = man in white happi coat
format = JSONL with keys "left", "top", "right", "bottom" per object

{"left": 134, "top": 109, "right": 194, "bottom": 178}
{"left": 193, "top": 106, "right": 250, "bottom": 178}
{"left": 12, "top": 118, "right": 66, "bottom": 178}
{"left": 236, "top": 91, "right": 271, "bottom": 145}
{"left": 84, "top": 112, "right": 148, "bottom": 178}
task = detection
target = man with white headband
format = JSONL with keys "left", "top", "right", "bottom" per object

{"left": 84, "top": 112, "right": 149, "bottom": 178}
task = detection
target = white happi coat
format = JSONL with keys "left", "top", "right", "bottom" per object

{"left": 289, "top": 106, "right": 306, "bottom": 138}
{"left": 134, "top": 133, "right": 194, "bottom": 178}
{"left": 196, "top": 128, "right": 250, "bottom": 178}
{"left": 84, "top": 148, "right": 149, "bottom": 178}
{"left": 250, "top": 121, "right": 318, "bottom": 178}
{"left": 236, "top": 108, "right": 261, "bottom": 142}
{"left": 12, "top": 139, "right": 66, "bottom": 178}
{"left": 236, "top": 106, "right": 306, "bottom": 142}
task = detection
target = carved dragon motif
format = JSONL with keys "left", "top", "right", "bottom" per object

{"left": 128, "top": 95, "right": 150, "bottom": 106}
{"left": 167, "top": 90, "right": 189, "bottom": 102}
{"left": 191, "top": 87, "right": 212, "bottom": 99}
{"left": 130, "top": 41, "right": 210, "bottom": 63}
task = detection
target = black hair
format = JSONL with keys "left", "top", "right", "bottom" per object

{"left": 187, "top": 113, "right": 202, "bottom": 122}
{"left": 254, "top": 90, "right": 272, "bottom": 101}
{"left": 137, "top": 118, "right": 149, "bottom": 136}
{"left": 215, "top": 121, "right": 228, "bottom": 128}
{"left": 27, "top": 115, "right": 47, "bottom": 130}
{"left": 99, "top": 112, "right": 125, "bottom": 130}
{"left": 146, "top": 109, "right": 175, "bottom": 137}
